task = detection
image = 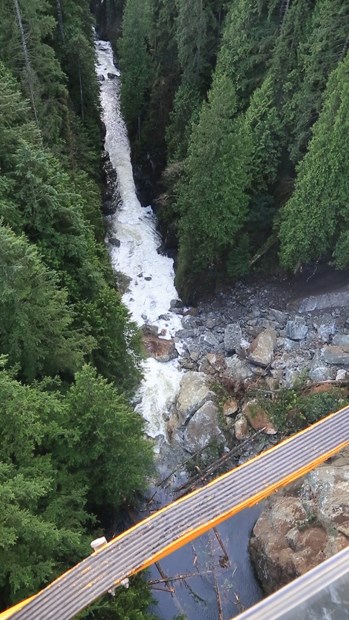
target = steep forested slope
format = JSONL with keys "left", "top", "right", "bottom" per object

{"left": 110, "top": 0, "right": 349, "bottom": 301}
{"left": 0, "top": 1, "right": 154, "bottom": 617}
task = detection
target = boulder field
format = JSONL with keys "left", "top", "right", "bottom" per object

{"left": 160, "top": 275, "right": 349, "bottom": 592}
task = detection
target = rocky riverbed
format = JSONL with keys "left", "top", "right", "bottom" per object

{"left": 142, "top": 271, "right": 349, "bottom": 596}
{"left": 148, "top": 273, "right": 349, "bottom": 454}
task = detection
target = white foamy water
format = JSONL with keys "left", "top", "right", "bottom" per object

{"left": 96, "top": 40, "right": 183, "bottom": 439}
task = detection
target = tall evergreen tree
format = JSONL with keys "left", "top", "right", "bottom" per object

{"left": 285, "top": 0, "right": 349, "bottom": 162}
{"left": 175, "top": 74, "right": 251, "bottom": 300}
{"left": 279, "top": 52, "right": 349, "bottom": 270}
{"left": 0, "top": 0, "right": 68, "bottom": 146}
{"left": 0, "top": 226, "right": 90, "bottom": 381}
{"left": 118, "top": 0, "right": 153, "bottom": 138}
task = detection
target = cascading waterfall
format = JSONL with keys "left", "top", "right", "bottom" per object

{"left": 95, "top": 40, "right": 183, "bottom": 440}
{"left": 95, "top": 38, "right": 262, "bottom": 620}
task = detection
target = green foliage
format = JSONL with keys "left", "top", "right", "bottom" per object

{"left": 244, "top": 74, "right": 283, "bottom": 235}
{"left": 0, "top": 365, "right": 89, "bottom": 604}
{"left": 217, "top": 0, "right": 280, "bottom": 109}
{"left": 0, "top": 6, "right": 155, "bottom": 615}
{"left": 81, "top": 285, "right": 142, "bottom": 394}
{"left": 175, "top": 73, "right": 251, "bottom": 301}
{"left": 78, "top": 575, "right": 156, "bottom": 620}
{"left": 279, "top": 52, "right": 349, "bottom": 270}
{"left": 0, "top": 226, "right": 91, "bottom": 381}
{"left": 259, "top": 385, "right": 347, "bottom": 433}
{"left": 285, "top": 0, "right": 349, "bottom": 162}
{"left": 0, "top": 0, "right": 68, "bottom": 146}
{"left": 118, "top": 0, "right": 153, "bottom": 134}
{"left": 64, "top": 365, "right": 153, "bottom": 514}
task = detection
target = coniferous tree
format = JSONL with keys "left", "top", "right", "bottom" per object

{"left": 0, "top": 226, "right": 91, "bottom": 381}
{"left": 175, "top": 74, "right": 251, "bottom": 300}
{"left": 285, "top": 0, "right": 349, "bottom": 162}
{"left": 0, "top": 0, "right": 68, "bottom": 147}
{"left": 118, "top": 0, "right": 153, "bottom": 138}
{"left": 279, "top": 52, "right": 349, "bottom": 270}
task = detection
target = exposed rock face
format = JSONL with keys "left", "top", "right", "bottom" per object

{"left": 249, "top": 451, "right": 349, "bottom": 594}
{"left": 248, "top": 329, "right": 276, "bottom": 368}
{"left": 184, "top": 401, "right": 224, "bottom": 453}
{"left": 242, "top": 400, "right": 277, "bottom": 435}
{"left": 141, "top": 326, "right": 178, "bottom": 363}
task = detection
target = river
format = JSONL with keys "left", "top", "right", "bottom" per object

{"left": 95, "top": 38, "right": 263, "bottom": 620}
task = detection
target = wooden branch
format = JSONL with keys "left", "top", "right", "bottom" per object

{"left": 148, "top": 571, "right": 212, "bottom": 586}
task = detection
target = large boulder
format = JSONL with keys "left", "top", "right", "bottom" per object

{"left": 224, "top": 323, "right": 243, "bottom": 354}
{"left": 249, "top": 451, "right": 349, "bottom": 594}
{"left": 242, "top": 400, "right": 277, "bottom": 435}
{"left": 248, "top": 329, "right": 276, "bottom": 368}
{"left": 183, "top": 401, "right": 225, "bottom": 453}
{"left": 174, "top": 372, "right": 215, "bottom": 426}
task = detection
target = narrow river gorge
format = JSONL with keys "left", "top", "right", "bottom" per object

{"left": 95, "top": 39, "right": 263, "bottom": 620}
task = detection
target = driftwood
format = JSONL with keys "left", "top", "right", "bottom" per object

{"left": 174, "top": 429, "right": 266, "bottom": 497}
{"left": 148, "top": 570, "right": 212, "bottom": 586}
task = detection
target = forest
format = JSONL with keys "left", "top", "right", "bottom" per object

{"left": 0, "top": 0, "right": 154, "bottom": 618}
{"left": 109, "top": 0, "right": 349, "bottom": 302}
{"left": 1, "top": 0, "right": 348, "bottom": 618}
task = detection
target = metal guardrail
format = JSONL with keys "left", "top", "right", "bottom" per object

{"left": 1, "top": 406, "right": 348, "bottom": 619}
{"left": 236, "top": 545, "right": 349, "bottom": 619}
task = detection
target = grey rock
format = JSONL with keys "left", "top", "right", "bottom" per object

{"left": 107, "top": 72, "right": 118, "bottom": 80}
{"left": 184, "top": 401, "right": 225, "bottom": 453}
{"left": 336, "top": 369, "right": 347, "bottom": 381}
{"left": 182, "top": 315, "right": 199, "bottom": 329}
{"left": 199, "top": 353, "right": 226, "bottom": 375}
{"left": 108, "top": 237, "right": 121, "bottom": 247}
{"left": 269, "top": 308, "right": 288, "bottom": 325}
{"left": 175, "top": 372, "right": 215, "bottom": 425}
{"left": 224, "top": 323, "right": 243, "bottom": 354}
{"left": 322, "top": 345, "right": 349, "bottom": 366}
{"left": 332, "top": 334, "right": 349, "bottom": 347}
{"left": 284, "top": 368, "right": 301, "bottom": 388}
{"left": 313, "top": 315, "right": 336, "bottom": 342}
{"left": 299, "top": 288, "right": 349, "bottom": 312}
{"left": 286, "top": 318, "right": 309, "bottom": 341}
{"left": 170, "top": 299, "right": 184, "bottom": 309}
{"left": 248, "top": 329, "right": 277, "bottom": 368}
{"left": 224, "top": 355, "right": 254, "bottom": 382}
{"left": 309, "top": 366, "right": 335, "bottom": 382}
{"left": 199, "top": 331, "right": 220, "bottom": 349}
